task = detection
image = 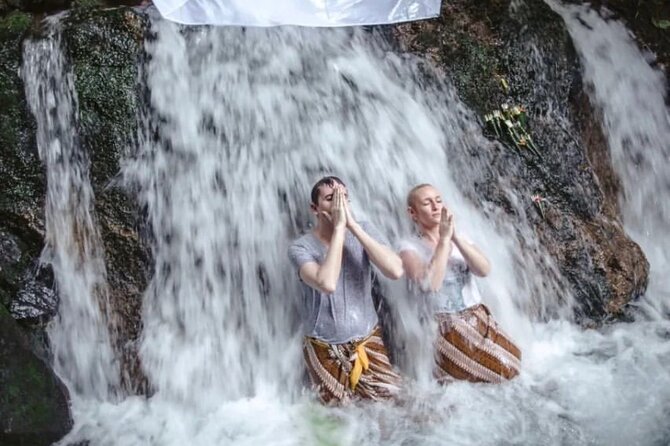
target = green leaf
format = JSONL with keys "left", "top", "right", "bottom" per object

{"left": 652, "top": 18, "right": 670, "bottom": 29}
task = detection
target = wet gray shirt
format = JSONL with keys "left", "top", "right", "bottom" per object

{"left": 398, "top": 236, "right": 482, "bottom": 314}
{"left": 288, "top": 222, "right": 386, "bottom": 344}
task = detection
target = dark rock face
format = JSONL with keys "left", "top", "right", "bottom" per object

{"left": 0, "top": 305, "right": 72, "bottom": 446}
{"left": 393, "top": 0, "right": 649, "bottom": 322}
{"left": 61, "top": 6, "right": 150, "bottom": 393}
{"left": 587, "top": 0, "right": 670, "bottom": 72}
{"left": 0, "top": 0, "right": 70, "bottom": 16}
{"left": 0, "top": 0, "right": 143, "bottom": 16}
{"left": 0, "top": 11, "right": 46, "bottom": 313}
{"left": 0, "top": 10, "right": 72, "bottom": 443}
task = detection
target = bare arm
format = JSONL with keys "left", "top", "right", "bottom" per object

{"left": 452, "top": 234, "right": 491, "bottom": 277}
{"left": 298, "top": 226, "right": 346, "bottom": 294}
{"left": 400, "top": 207, "right": 457, "bottom": 292}
{"left": 400, "top": 237, "right": 453, "bottom": 292}
{"left": 297, "top": 186, "right": 349, "bottom": 294}
{"left": 347, "top": 222, "right": 404, "bottom": 279}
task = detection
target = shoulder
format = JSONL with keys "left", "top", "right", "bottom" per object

{"left": 290, "top": 232, "right": 314, "bottom": 249}
{"left": 395, "top": 237, "right": 419, "bottom": 252}
{"left": 288, "top": 233, "right": 319, "bottom": 260}
{"left": 396, "top": 236, "right": 422, "bottom": 253}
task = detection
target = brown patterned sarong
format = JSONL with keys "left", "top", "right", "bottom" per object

{"left": 434, "top": 304, "right": 521, "bottom": 384}
{"left": 303, "top": 326, "right": 402, "bottom": 404}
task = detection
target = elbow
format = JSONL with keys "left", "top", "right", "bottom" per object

{"left": 387, "top": 268, "right": 404, "bottom": 280}
{"left": 317, "top": 280, "right": 337, "bottom": 294}
{"left": 473, "top": 263, "right": 491, "bottom": 277}
{"left": 385, "top": 262, "right": 404, "bottom": 280}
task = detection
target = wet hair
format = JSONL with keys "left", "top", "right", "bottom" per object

{"left": 406, "top": 183, "right": 432, "bottom": 207}
{"left": 311, "top": 176, "right": 346, "bottom": 205}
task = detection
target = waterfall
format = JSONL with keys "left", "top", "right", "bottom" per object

{"left": 22, "top": 19, "right": 121, "bottom": 401}
{"left": 44, "top": 6, "right": 670, "bottom": 446}
{"left": 120, "top": 18, "right": 564, "bottom": 405}
{"left": 548, "top": 0, "right": 670, "bottom": 318}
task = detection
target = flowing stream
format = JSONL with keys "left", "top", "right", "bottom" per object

{"left": 19, "top": 3, "right": 670, "bottom": 445}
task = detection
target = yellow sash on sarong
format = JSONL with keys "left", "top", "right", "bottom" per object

{"left": 308, "top": 333, "right": 373, "bottom": 392}
{"left": 350, "top": 339, "right": 370, "bottom": 391}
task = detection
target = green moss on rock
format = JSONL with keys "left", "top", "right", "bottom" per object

{"left": 61, "top": 6, "right": 151, "bottom": 393}
{"left": 0, "top": 11, "right": 32, "bottom": 35}
{"left": 0, "top": 305, "right": 72, "bottom": 445}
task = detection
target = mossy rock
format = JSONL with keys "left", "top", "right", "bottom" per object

{"left": 0, "top": 10, "right": 50, "bottom": 320}
{"left": 61, "top": 5, "right": 151, "bottom": 393}
{"left": 0, "top": 305, "right": 72, "bottom": 445}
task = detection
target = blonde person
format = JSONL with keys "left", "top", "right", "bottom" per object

{"left": 288, "top": 176, "right": 403, "bottom": 404}
{"left": 398, "top": 184, "right": 521, "bottom": 384}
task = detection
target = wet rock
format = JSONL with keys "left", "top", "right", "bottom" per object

{"left": 0, "top": 305, "right": 72, "bottom": 446}
{"left": 393, "top": 0, "right": 649, "bottom": 322}
{"left": 584, "top": 0, "right": 670, "bottom": 72}
{"left": 62, "top": 5, "right": 151, "bottom": 393}
{"left": 9, "top": 263, "right": 57, "bottom": 322}
{"left": 0, "top": 8, "right": 56, "bottom": 320}
{"left": 0, "top": 1, "right": 69, "bottom": 16}
{"left": 0, "top": 232, "right": 21, "bottom": 266}
{"left": 0, "top": 10, "right": 71, "bottom": 439}
{"left": 1, "top": 0, "right": 151, "bottom": 398}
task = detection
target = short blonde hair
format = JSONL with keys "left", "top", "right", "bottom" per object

{"left": 406, "top": 183, "right": 432, "bottom": 207}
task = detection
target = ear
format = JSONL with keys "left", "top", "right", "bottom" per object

{"left": 407, "top": 206, "right": 417, "bottom": 222}
{"left": 310, "top": 203, "right": 318, "bottom": 214}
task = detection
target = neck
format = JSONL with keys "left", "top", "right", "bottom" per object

{"left": 314, "top": 220, "right": 334, "bottom": 243}
{"left": 418, "top": 225, "right": 440, "bottom": 245}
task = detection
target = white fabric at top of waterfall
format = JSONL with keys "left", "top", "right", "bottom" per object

{"left": 152, "top": 0, "right": 442, "bottom": 27}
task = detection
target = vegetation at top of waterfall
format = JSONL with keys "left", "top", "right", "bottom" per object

{"left": 589, "top": 0, "right": 670, "bottom": 69}
{"left": 0, "top": 0, "right": 142, "bottom": 16}
{"left": 393, "top": 0, "right": 649, "bottom": 323}
{"left": 0, "top": 304, "right": 73, "bottom": 446}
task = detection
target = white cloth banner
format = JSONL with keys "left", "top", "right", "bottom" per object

{"left": 152, "top": 0, "right": 442, "bottom": 27}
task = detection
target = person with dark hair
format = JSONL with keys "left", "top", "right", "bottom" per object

{"left": 399, "top": 184, "right": 521, "bottom": 384}
{"left": 288, "top": 176, "right": 403, "bottom": 404}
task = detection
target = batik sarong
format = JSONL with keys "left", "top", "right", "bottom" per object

{"left": 303, "top": 326, "right": 402, "bottom": 404}
{"left": 434, "top": 304, "right": 521, "bottom": 384}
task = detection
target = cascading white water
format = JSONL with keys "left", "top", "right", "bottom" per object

{"left": 547, "top": 0, "right": 670, "bottom": 318}
{"left": 22, "top": 20, "right": 120, "bottom": 402}
{"left": 46, "top": 5, "right": 670, "bottom": 446}
{"left": 123, "top": 18, "right": 551, "bottom": 405}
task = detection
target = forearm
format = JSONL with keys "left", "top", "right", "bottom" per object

{"left": 453, "top": 234, "right": 490, "bottom": 276}
{"left": 349, "top": 222, "right": 403, "bottom": 279}
{"left": 315, "top": 227, "right": 346, "bottom": 292}
{"left": 423, "top": 239, "right": 452, "bottom": 291}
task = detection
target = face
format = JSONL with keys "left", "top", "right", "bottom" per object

{"left": 408, "top": 185, "right": 444, "bottom": 228}
{"left": 311, "top": 182, "right": 348, "bottom": 217}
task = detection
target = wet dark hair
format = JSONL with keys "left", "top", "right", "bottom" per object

{"left": 310, "top": 176, "right": 346, "bottom": 205}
